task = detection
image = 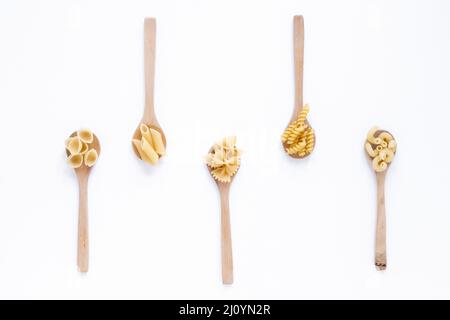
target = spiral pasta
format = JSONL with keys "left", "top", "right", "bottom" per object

{"left": 365, "top": 127, "right": 396, "bottom": 172}
{"left": 205, "top": 136, "right": 242, "bottom": 183}
{"left": 281, "top": 104, "right": 315, "bottom": 157}
{"left": 65, "top": 129, "right": 99, "bottom": 169}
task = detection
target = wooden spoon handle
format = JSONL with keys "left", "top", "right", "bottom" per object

{"left": 219, "top": 184, "right": 233, "bottom": 284}
{"left": 77, "top": 174, "right": 89, "bottom": 273}
{"left": 375, "top": 172, "right": 387, "bottom": 270}
{"left": 292, "top": 15, "right": 304, "bottom": 121}
{"left": 143, "top": 17, "right": 157, "bottom": 124}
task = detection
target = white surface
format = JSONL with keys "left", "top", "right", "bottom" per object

{"left": 0, "top": 0, "right": 449, "bottom": 300}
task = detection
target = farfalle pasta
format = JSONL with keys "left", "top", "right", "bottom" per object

{"left": 132, "top": 123, "right": 166, "bottom": 165}
{"left": 205, "top": 136, "right": 242, "bottom": 183}
{"left": 65, "top": 129, "right": 99, "bottom": 168}
{"left": 281, "top": 104, "right": 315, "bottom": 157}
{"left": 365, "top": 127, "right": 396, "bottom": 172}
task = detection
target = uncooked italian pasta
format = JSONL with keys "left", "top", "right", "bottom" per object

{"left": 365, "top": 127, "right": 396, "bottom": 172}
{"left": 65, "top": 129, "right": 99, "bottom": 168}
{"left": 133, "top": 123, "right": 166, "bottom": 165}
{"left": 281, "top": 104, "right": 315, "bottom": 157}
{"left": 205, "top": 136, "right": 242, "bottom": 183}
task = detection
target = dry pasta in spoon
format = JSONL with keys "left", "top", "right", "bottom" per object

{"left": 65, "top": 129, "right": 99, "bottom": 168}
{"left": 281, "top": 104, "right": 315, "bottom": 157}
{"left": 365, "top": 126, "right": 397, "bottom": 172}
{"left": 132, "top": 123, "right": 166, "bottom": 166}
{"left": 205, "top": 136, "right": 242, "bottom": 183}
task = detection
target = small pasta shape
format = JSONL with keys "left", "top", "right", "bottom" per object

{"left": 84, "top": 149, "right": 98, "bottom": 167}
{"left": 205, "top": 136, "right": 242, "bottom": 183}
{"left": 141, "top": 137, "right": 159, "bottom": 164}
{"left": 77, "top": 129, "right": 94, "bottom": 144}
{"left": 281, "top": 104, "right": 315, "bottom": 157}
{"left": 67, "top": 154, "right": 83, "bottom": 168}
{"left": 150, "top": 128, "right": 166, "bottom": 155}
{"left": 65, "top": 128, "right": 99, "bottom": 169}
{"left": 134, "top": 123, "right": 166, "bottom": 166}
{"left": 365, "top": 126, "right": 396, "bottom": 172}
{"left": 65, "top": 137, "right": 83, "bottom": 155}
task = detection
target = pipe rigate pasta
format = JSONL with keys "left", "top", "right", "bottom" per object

{"left": 281, "top": 104, "right": 315, "bottom": 157}
{"left": 77, "top": 129, "right": 94, "bottom": 144}
{"left": 205, "top": 136, "right": 242, "bottom": 183}
{"left": 65, "top": 128, "right": 99, "bottom": 169}
{"left": 84, "top": 149, "right": 98, "bottom": 167}
{"left": 133, "top": 123, "right": 166, "bottom": 166}
{"left": 365, "top": 127, "right": 396, "bottom": 173}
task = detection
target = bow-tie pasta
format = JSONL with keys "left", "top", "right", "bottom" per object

{"left": 365, "top": 127, "right": 396, "bottom": 172}
{"left": 205, "top": 136, "right": 242, "bottom": 183}
{"left": 132, "top": 123, "right": 166, "bottom": 166}
{"left": 65, "top": 129, "right": 99, "bottom": 169}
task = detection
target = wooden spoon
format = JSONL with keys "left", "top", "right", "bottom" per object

{"left": 366, "top": 130, "right": 396, "bottom": 271}
{"left": 67, "top": 132, "right": 101, "bottom": 273}
{"left": 132, "top": 17, "right": 167, "bottom": 158}
{"left": 282, "top": 15, "right": 315, "bottom": 158}
{"left": 207, "top": 148, "right": 239, "bottom": 285}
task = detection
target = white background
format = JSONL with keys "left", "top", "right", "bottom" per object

{"left": 0, "top": 0, "right": 449, "bottom": 300}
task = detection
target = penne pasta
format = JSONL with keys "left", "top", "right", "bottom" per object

{"left": 141, "top": 137, "right": 159, "bottom": 164}
{"left": 150, "top": 128, "right": 166, "bottom": 155}
{"left": 140, "top": 123, "right": 154, "bottom": 148}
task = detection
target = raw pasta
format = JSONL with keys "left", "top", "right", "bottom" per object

{"left": 365, "top": 127, "right": 396, "bottom": 172}
{"left": 77, "top": 129, "right": 94, "bottom": 144}
{"left": 133, "top": 123, "right": 166, "bottom": 165}
{"left": 65, "top": 128, "right": 99, "bottom": 169}
{"left": 205, "top": 136, "right": 241, "bottom": 183}
{"left": 65, "top": 137, "right": 83, "bottom": 155}
{"left": 281, "top": 104, "right": 315, "bottom": 157}
{"left": 84, "top": 149, "right": 98, "bottom": 167}
{"left": 67, "top": 153, "right": 83, "bottom": 168}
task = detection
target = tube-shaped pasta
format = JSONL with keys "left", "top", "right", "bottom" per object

{"left": 67, "top": 153, "right": 83, "bottom": 168}
{"left": 372, "top": 156, "right": 388, "bottom": 172}
{"left": 365, "top": 142, "right": 378, "bottom": 158}
{"left": 84, "top": 149, "right": 98, "bottom": 167}
{"left": 140, "top": 138, "right": 159, "bottom": 165}
{"left": 140, "top": 123, "right": 154, "bottom": 148}
{"left": 365, "top": 127, "right": 396, "bottom": 173}
{"left": 150, "top": 128, "right": 166, "bottom": 155}
{"left": 66, "top": 137, "right": 83, "bottom": 155}
{"left": 77, "top": 129, "right": 94, "bottom": 144}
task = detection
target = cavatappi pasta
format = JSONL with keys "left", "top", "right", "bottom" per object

{"left": 132, "top": 123, "right": 166, "bottom": 165}
{"left": 281, "top": 104, "right": 315, "bottom": 157}
{"left": 205, "top": 136, "right": 242, "bottom": 183}
{"left": 65, "top": 129, "right": 99, "bottom": 168}
{"left": 365, "top": 127, "right": 396, "bottom": 172}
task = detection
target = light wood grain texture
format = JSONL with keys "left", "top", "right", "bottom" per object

{"left": 207, "top": 148, "right": 238, "bottom": 285}
{"left": 292, "top": 15, "right": 304, "bottom": 122}
{"left": 375, "top": 171, "right": 387, "bottom": 270}
{"left": 282, "top": 15, "right": 315, "bottom": 158}
{"left": 132, "top": 17, "right": 166, "bottom": 158}
{"left": 68, "top": 132, "right": 101, "bottom": 273}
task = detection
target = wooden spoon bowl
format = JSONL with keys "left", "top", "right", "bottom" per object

{"left": 132, "top": 123, "right": 166, "bottom": 159}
